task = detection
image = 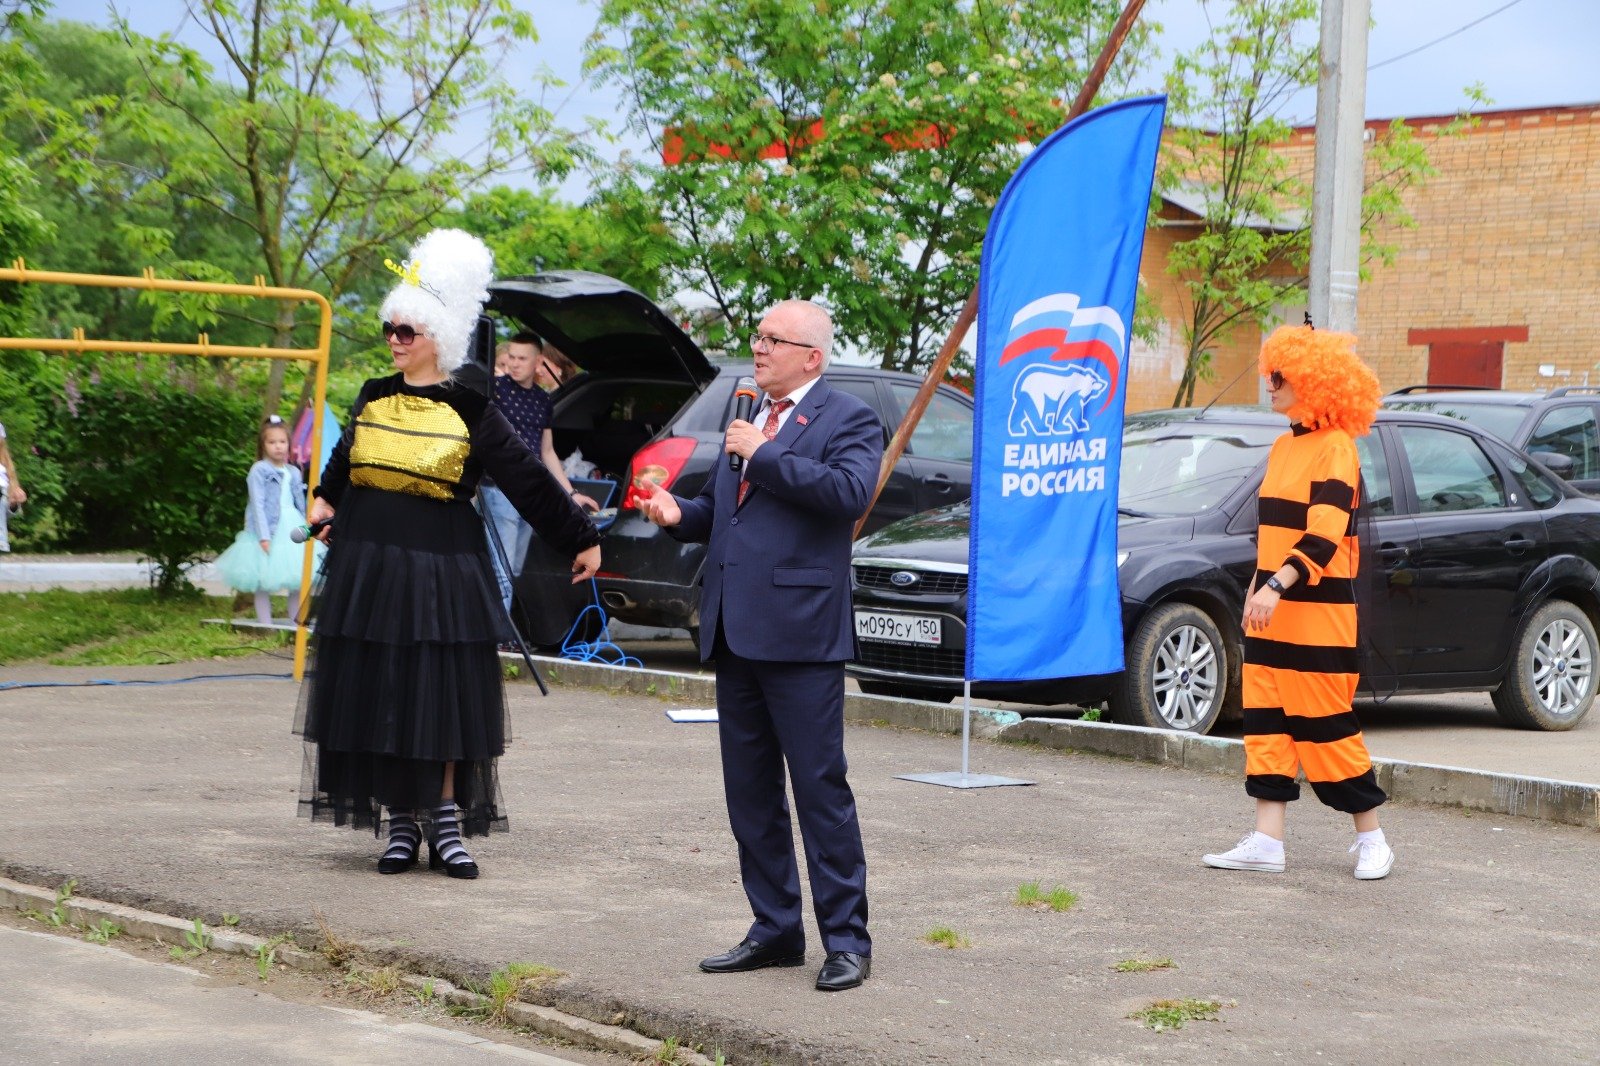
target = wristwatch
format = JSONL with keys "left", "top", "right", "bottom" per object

{"left": 1264, "top": 575, "right": 1286, "bottom": 594}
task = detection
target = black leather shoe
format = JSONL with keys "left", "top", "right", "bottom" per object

{"left": 427, "top": 841, "right": 480, "bottom": 880}
{"left": 815, "top": 950, "right": 870, "bottom": 992}
{"left": 698, "top": 938, "right": 805, "bottom": 973}
{"left": 376, "top": 851, "right": 417, "bottom": 875}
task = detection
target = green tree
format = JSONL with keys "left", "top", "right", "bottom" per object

{"left": 589, "top": 0, "right": 1153, "bottom": 370}
{"left": 442, "top": 186, "right": 677, "bottom": 298}
{"left": 106, "top": 0, "right": 591, "bottom": 411}
{"left": 0, "top": 3, "right": 52, "bottom": 337}
{"left": 3, "top": 21, "right": 263, "bottom": 350}
{"left": 1161, "top": 0, "right": 1472, "bottom": 406}
{"left": 58, "top": 364, "right": 260, "bottom": 596}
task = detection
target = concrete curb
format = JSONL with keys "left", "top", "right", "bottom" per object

{"left": 523, "top": 655, "right": 1600, "bottom": 831}
{"left": 0, "top": 876, "right": 713, "bottom": 1065}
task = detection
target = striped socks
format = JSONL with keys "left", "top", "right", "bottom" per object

{"left": 378, "top": 810, "right": 420, "bottom": 873}
{"left": 430, "top": 802, "right": 478, "bottom": 875}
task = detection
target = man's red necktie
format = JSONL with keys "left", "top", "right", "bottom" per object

{"left": 737, "top": 399, "right": 792, "bottom": 506}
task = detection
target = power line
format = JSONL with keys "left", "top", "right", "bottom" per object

{"left": 1368, "top": 0, "right": 1531, "bottom": 71}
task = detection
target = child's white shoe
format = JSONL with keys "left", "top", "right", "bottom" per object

{"left": 1202, "top": 831, "right": 1285, "bottom": 873}
{"left": 1351, "top": 837, "right": 1395, "bottom": 880}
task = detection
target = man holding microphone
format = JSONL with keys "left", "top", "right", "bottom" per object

{"left": 639, "top": 299, "right": 881, "bottom": 992}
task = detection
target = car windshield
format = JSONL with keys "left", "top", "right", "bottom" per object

{"left": 1385, "top": 400, "right": 1527, "bottom": 442}
{"left": 1119, "top": 421, "right": 1281, "bottom": 515}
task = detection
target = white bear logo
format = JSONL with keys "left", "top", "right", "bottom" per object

{"left": 1008, "top": 363, "right": 1109, "bottom": 436}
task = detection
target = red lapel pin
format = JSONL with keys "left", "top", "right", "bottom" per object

{"left": 796, "top": 414, "right": 809, "bottom": 426}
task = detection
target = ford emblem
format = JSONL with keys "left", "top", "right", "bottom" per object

{"left": 889, "top": 570, "right": 919, "bottom": 588}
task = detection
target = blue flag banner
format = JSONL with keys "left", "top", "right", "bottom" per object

{"left": 967, "top": 95, "right": 1166, "bottom": 682}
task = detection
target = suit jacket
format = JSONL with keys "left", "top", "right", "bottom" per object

{"left": 668, "top": 376, "right": 883, "bottom": 663}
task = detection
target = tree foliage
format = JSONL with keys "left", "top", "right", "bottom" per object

{"left": 0, "top": 5, "right": 612, "bottom": 553}
{"left": 58, "top": 363, "right": 261, "bottom": 596}
{"left": 1160, "top": 0, "right": 1473, "bottom": 406}
{"left": 589, "top": 0, "right": 1154, "bottom": 370}
{"left": 102, "top": 0, "right": 591, "bottom": 410}
{"left": 442, "top": 185, "right": 678, "bottom": 298}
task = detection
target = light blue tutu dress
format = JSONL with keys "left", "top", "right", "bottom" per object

{"left": 216, "top": 466, "right": 323, "bottom": 592}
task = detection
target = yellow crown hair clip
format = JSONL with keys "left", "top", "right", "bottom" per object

{"left": 383, "top": 256, "right": 443, "bottom": 301}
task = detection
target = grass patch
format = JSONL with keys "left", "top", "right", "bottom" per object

{"left": 1129, "top": 998, "right": 1225, "bottom": 1032}
{"left": 1115, "top": 957, "right": 1177, "bottom": 973}
{"left": 0, "top": 588, "right": 287, "bottom": 666}
{"left": 23, "top": 878, "right": 78, "bottom": 929}
{"left": 168, "top": 917, "right": 213, "bottom": 961}
{"left": 1015, "top": 880, "right": 1078, "bottom": 912}
{"left": 923, "top": 926, "right": 971, "bottom": 949}
{"left": 313, "top": 907, "right": 357, "bottom": 968}
{"left": 452, "top": 962, "right": 565, "bottom": 1022}
{"left": 345, "top": 965, "right": 404, "bottom": 999}
{"left": 253, "top": 934, "right": 294, "bottom": 980}
{"left": 83, "top": 919, "right": 123, "bottom": 944}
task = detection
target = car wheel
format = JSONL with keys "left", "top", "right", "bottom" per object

{"left": 1110, "top": 602, "right": 1227, "bottom": 734}
{"left": 1491, "top": 599, "right": 1597, "bottom": 731}
{"left": 857, "top": 679, "right": 956, "bottom": 703}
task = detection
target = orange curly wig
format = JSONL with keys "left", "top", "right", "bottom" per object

{"left": 1258, "top": 324, "right": 1382, "bottom": 437}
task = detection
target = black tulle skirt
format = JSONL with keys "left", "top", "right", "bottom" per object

{"left": 293, "top": 488, "right": 515, "bottom": 838}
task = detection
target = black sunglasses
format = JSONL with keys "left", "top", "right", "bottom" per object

{"left": 381, "top": 321, "right": 423, "bottom": 345}
{"left": 1268, "top": 370, "right": 1286, "bottom": 390}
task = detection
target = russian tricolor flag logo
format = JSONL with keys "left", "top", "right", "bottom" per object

{"left": 998, "top": 292, "right": 1125, "bottom": 413}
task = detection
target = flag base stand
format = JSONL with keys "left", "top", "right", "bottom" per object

{"left": 896, "top": 770, "right": 1033, "bottom": 789}
{"left": 894, "top": 680, "right": 1035, "bottom": 790}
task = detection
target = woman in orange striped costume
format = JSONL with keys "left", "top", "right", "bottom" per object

{"left": 1203, "top": 325, "right": 1394, "bottom": 880}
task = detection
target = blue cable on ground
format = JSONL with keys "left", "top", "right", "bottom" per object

{"left": 0, "top": 672, "right": 293, "bottom": 692}
{"left": 559, "top": 579, "right": 642, "bottom": 668}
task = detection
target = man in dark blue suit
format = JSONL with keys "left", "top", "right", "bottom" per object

{"left": 640, "top": 299, "right": 881, "bottom": 992}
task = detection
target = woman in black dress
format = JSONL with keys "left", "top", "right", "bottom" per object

{"left": 296, "top": 229, "right": 600, "bottom": 879}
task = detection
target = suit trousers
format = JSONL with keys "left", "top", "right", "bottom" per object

{"left": 712, "top": 626, "right": 871, "bottom": 956}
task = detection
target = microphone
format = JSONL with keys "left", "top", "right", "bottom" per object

{"left": 289, "top": 516, "right": 333, "bottom": 544}
{"left": 730, "top": 376, "right": 758, "bottom": 472}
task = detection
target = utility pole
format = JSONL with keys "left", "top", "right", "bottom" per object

{"left": 1308, "top": 0, "right": 1370, "bottom": 333}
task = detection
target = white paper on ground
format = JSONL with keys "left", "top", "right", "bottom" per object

{"left": 666, "top": 708, "right": 719, "bottom": 723}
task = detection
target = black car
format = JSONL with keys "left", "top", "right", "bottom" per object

{"left": 1384, "top": 385, "right": 1600, "bottom": 494}
{"left": 848, "top": 406, "right": 1600, "bottom": 734}
{"left": 483, "top": 270, "right": 977, "bottom": 644}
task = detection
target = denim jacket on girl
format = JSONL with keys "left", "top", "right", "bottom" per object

{"left": 245, "top": 459, "right": 307, "bottom": 540}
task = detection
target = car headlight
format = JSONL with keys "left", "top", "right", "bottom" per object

{"left": 1116, "top": 551, "right": 1129, "bottom": 567}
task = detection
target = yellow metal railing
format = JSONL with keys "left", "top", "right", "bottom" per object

{"left": 0, "top": 258, "right": 333, "bottom": 680}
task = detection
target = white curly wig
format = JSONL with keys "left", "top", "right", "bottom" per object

{"left": 379, "top": 228, "right": 494, "bottom": 374}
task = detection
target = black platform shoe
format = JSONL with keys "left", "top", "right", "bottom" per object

{"left": 428, "top": 840, "right": 480, "bottom": 880}
{"left": 378, "top": 851, "right": 417, "bottom": 874}
{"left": 377, "top": 814, "right": 421, "bottom": 874}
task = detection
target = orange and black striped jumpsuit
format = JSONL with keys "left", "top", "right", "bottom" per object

{"left": 1244, "top": 423, "right": 1386, "bottom": 813}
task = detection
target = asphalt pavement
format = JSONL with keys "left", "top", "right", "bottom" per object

{"left": 3, "top": 657, "right": 1599, "bottom": 1063}
{"left": 0, "top": 924, "right": 585, "bottom": 1065}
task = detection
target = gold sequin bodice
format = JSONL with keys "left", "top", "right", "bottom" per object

{"left": 348, "top": 392, "right": 472, "bottom": 501}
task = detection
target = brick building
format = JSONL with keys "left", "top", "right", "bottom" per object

{"left": 1127, "top": 101, "right": 1600, "bottom": 412}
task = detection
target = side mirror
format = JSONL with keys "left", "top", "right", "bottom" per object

{"left": 1530, "top": 451, "right": 1576, "bottom": 479}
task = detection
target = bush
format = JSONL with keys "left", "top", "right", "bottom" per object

{"left": 57, "top": 363, "right": 259, "bottom": 595}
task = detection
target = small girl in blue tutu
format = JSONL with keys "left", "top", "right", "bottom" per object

{"left": 215, "top": 415, "right": 320, "bottom": 622}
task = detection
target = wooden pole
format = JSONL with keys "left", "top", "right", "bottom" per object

{"left": 854, "top": 0, "right": 1149, "bottom": 537}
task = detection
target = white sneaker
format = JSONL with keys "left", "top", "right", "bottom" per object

{"left": 1202, "top": 832, "right": 1285, "bottom": 873}
{"left": 1351, "top": 838, "right": 1395, "bottom": 880}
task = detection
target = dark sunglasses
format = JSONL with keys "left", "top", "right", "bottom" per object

{"left": 1268, "top": 370, "right": 1286, "bottom": 390}
{"left": 381, "top": 321, "right": 423, "bottom": 345}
